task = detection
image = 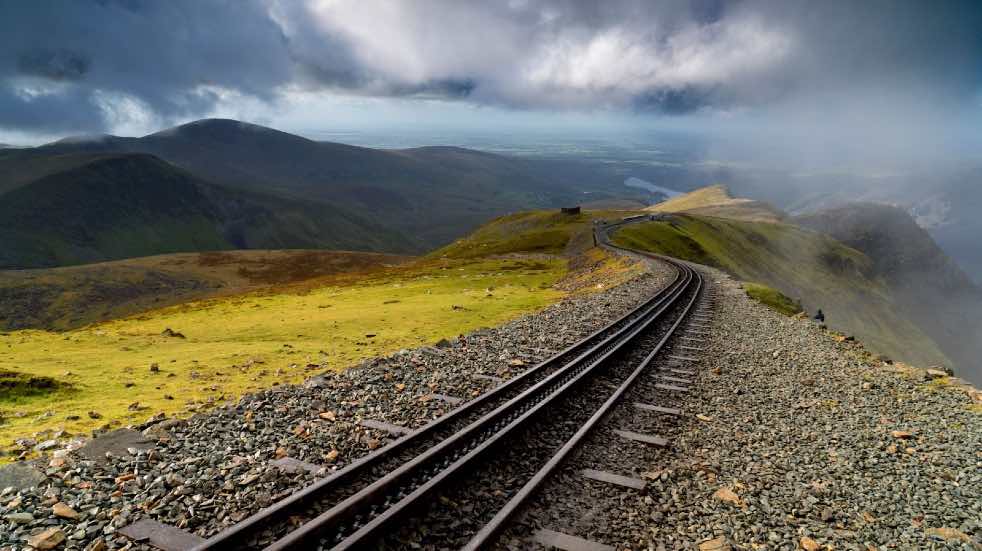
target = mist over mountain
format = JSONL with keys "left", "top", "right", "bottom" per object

{"left": 797, "top": 203, "right": 982, "bottom": 383}
{"left": 1, "top": 2, "right": 978, "bottom": 283}
{"left": 1, "top": 6, "right": 981, "bottom": 547}
{"left": 0, "top": 1, "right": 979, "bottom": 377}
{"left": 709, "top": 165, "right": 982, "bottom": 286}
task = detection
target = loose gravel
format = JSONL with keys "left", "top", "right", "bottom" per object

{"left": 0, "top": 261, "right": 672, "bottom": 550}
{"left": 385, "top": 273, "right": 699, "bottom": 549}
{"left": 503, "top": 267, "right": 981, "bottom": 551}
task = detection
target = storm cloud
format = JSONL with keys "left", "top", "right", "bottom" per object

{"left": 0, "top": 0, "right": 980, "bottom": 137}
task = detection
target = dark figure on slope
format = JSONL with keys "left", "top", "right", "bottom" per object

{"left": 814, "top": 309, "right": 825, "bottom": 323}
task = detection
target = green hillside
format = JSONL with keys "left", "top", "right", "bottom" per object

{"left": 0, "top": 153, "right": 411, "bottom": 269}
{"left": 4, "top": 119, "right": 645, "bottom": 251}
{"left": 433, "top": 210, "right": 598, "bottom": 259}
{"left": 612, "top": 215, "right": 949, "bottom": 367}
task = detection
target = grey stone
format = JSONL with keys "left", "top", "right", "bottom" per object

{"left": 0, "top": 462, "right": 45, "bottom": 491}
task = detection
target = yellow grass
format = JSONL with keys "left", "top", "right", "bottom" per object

{"left": 647, "top": 184, "right": 734, "bottom": 212}
{"left": 0, "top": 257, "right": 565, "bottom": 456}
{"left": 647, "top": 184, "right": 785, "bottom": 223}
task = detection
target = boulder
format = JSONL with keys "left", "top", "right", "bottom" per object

{"left": 27, "top": 527, "right": 66, "bottom": 550}
{"left": 0, "top": 462, "right": 45, "bottom": 491}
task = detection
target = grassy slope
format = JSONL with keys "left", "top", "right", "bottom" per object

{"left": 433, "top": 209, "right": 648, "bottom": 292}
{"left": 0, "top": 257, "right": 566, "bottom": 453}
{"left": 0, "top": 153, "right": 414, "bottom": 269}
{"left": 0, "top": 250, "right": 412, "bottom": 331}
{"left": 647, "top": 184, "right": 785, "bottom": 223}
{"left": 0, "top": 209, "right": 641, "bottom": 457}
{"left": 796, "top": 203, "right": 982, "bottom": 382}
{"left": 612, "top": 216, "right": 948, "bottom": 367}
{"left": 647, "top": 185, "right": 734, "bottom": 212}
{"left": 434, "top": 211, "right": 598, "bottom": 259}
{"left": 744, "top": 283, "right": 802, "bottom": 316}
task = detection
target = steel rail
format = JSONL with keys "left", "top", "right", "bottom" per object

{"left": 462, "top": 256, "right": 703, "bottom": 549}
{"left": 267, "top": 254, "right": 697, "bottom": 549}
{"left": 192, "top": 245, "right": 684, "bottom": 550}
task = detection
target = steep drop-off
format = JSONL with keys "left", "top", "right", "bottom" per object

{"left": 612, "top": 214, "right": 948, "bottom": 370}
{"left": 796, "top": 203, "right": 982, "bottom": 384}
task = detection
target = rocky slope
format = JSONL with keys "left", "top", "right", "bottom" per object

{"left": 632, "top": 269, "right": 980, "bottom": 550}
{"left": 501, "top": 268, "right": 981, "bottom": 550}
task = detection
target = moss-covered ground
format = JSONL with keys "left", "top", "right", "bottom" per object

{"left": 743, "top": 283, "right": 802, "bottom": 316}
{"left": 433, "top": 210, "right": 599, "bottom": 259}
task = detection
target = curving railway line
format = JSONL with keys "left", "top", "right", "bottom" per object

{"left": 186, "top": 218, "right": 713, "bottom": 551}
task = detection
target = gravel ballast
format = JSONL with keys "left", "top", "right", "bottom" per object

{"left": 507, "top": 267, "right": 981, "bottom": 551}
{"left": 0, "top": 260, "right": 673, "bottom": 550}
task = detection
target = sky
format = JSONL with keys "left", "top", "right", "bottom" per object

{"left": 1, "top": 0, "right": 981, "bottom": 164}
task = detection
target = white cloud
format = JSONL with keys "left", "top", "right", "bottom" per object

{"left": 294, "top": 1, "right": 796, "bottom": 110}
{"left": 524, "top": 17, "right": 792, "bottom": 99}
{"left": 91, "top": 90, "right": 160, "bottom": 137}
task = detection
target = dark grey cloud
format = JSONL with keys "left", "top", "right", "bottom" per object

{"left": 0, "top": 0, "right": 980, "bottom": 137}
{"left": 0, "top": 0, "right": 295, "bottom": 134}
{"left": 17, "top": 49, "right": 90, "bottom": 81}
{"left": 633, "top": 87, "right": 722, "bottom": 115}
{"left": 0, "top": 85, "right": 105, "bottom": 133}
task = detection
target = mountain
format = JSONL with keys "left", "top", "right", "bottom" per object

{"left": 723, "top": 165, "right": 982, "bottom": 285}
{"left": 3, "top": 119, "right": 645, "bottom": 250}
{"left": 796, "top": 203, "right": 982, "bottom": 384}
{"left": 0, "top": 153, "right": 411, "bottom": 269}
{"left": 909, "top": 169, "right": 982, "bottom": 285}
{"left": 621, "top": 186, "right": 982, "bottom": 383}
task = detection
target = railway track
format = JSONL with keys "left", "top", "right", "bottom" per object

{"left": 191, "top": 221, "right": 709, "bottom": 551}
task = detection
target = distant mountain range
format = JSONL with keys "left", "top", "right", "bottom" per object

{"left": 0, "top": 119, "right": 648, "bottom": 269}
{"left": 0, "top": 153, "right": 410, "bottom": 268}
